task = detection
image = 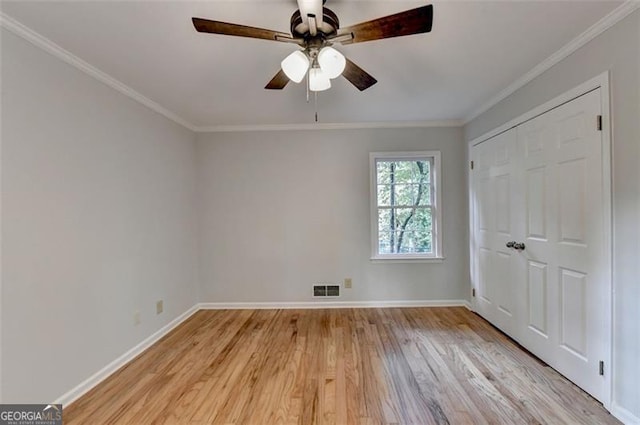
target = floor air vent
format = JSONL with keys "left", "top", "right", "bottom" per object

{"left": 313, "top": 284, "right": 340, "bottom": 297}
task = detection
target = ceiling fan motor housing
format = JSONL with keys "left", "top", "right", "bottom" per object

{"left": 290, "top": 7, "right": 340, "bottom": 38}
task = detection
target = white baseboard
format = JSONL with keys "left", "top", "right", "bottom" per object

{"left": 612, "top": 403, "right": 640, "bottom": 425}
{"left": 55, "top": 305, "right": 199, "bottom": 407}
{"left": 197, "top": 299, "right": 469, "bottom": 310}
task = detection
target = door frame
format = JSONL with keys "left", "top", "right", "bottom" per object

{"left": 467, "top": 71, "right": 613, "bottom": 409}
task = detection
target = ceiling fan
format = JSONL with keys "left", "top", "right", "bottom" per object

{"left": 192, "top": 0, "right": 433, "bottom": 92}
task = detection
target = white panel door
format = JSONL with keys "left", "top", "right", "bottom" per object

{"left": 471, "top": 88, "right": 609, "bottom": 403}
{"left": 517, "top": 109, "right": 555, "bottom": 361}
{"left": 518, "top": 89, "right": 608, "bottom": 401}
{"left": 472, "top": 129, "right": 521, "bottom": 336}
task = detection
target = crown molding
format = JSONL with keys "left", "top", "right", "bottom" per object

{"left": 194, "top": 120, "right": 464, "bottom": 133}
{"left": 463, "top": 1, "right": 640, "bottom": 125}
{"left": 0, "top": 11, "right": 461, "bottom": 133}
{"left": 0, "top": 12, "right": 198, "bottom": 132}
{"left": 4, "top": 2, "right": 637, "bottom": 134}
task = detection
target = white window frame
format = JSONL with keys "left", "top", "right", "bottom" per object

{"left": 369, "top": 151, "right": 443, "bottom": 262}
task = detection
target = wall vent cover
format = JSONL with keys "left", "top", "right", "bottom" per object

{"left": 313, "top": 284, "right": 340, "bottom": 297}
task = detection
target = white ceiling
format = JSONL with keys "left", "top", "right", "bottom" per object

{"left": 1, "top": 1, "right": 624, "bottom": 129}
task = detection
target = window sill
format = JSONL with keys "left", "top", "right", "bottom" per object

{"left": 370, "top": 256, "right": 445, "bottom": 264}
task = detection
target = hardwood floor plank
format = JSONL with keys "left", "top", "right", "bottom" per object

{"left": 388, "top": 308, "right": 470, "bottom": 425}
{"left": 63, "top": 308, "right": 620, "bottom": 425}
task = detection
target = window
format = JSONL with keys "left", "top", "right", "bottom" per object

{"left": 370, "top": 151, "right": 442, "bottom": 261}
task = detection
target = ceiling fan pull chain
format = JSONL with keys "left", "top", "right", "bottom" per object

{"left": 306, "top": 72, "right": 310, "bottom": 103}
{"left": 314, "top": 91, "right": 319, "bottom": 122}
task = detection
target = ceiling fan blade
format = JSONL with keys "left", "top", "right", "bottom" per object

{"left": 342, "top": 58, "right": 377, "bottom": 91}
{"left": 335, "top": 5, "right": 433, "bottom": 45}
{"left": 265, "top": 69, "right": 290, "bottom": 90}
{"left": 192, "top": 17, "right": 294, "bottom": 42}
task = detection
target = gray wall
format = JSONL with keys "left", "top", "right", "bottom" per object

{"left": 1, "top": 30, "right": 199, "bottom": 402}
{"left": 196, "top": 127, "right": 469, "bottom": 304}
{"left": 465, "top": 10, "right": 640, "bottom": 419}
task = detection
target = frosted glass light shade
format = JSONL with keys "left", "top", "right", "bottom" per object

{"left": 309, "top": 68, "right": 331, "bottom": 92}
{"left": 281, "top": 51, "right": 310, "bottom": 83}
{"left": 317, "top": 47, "right": 346, "bottom": 79}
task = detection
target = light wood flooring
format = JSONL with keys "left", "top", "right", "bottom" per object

{"left": 64, "top": 307, "right": 619, "bottom": 424}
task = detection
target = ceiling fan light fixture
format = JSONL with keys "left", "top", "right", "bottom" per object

{"left": 281, "top": 51, "right": 310, "bottom": 83}
{"left": 309, "top": 67, "right": 331, "bottom": 92}
{"left": 317, "top": 46, "right": 346, "bottom": 79}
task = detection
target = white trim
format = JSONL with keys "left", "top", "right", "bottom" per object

{"left": 468, "top": 144, "right": 477, "bottom": 314}
{"left": 468, "top": 73, "right": 609, "bottom": 147}
{"left": 599, "top": 75, "right": 614, "bottom": 411}
{"left": 462, "top": 300, "right": 473, "bottom": 311}
{"left": 197, "top": 300, "right": 469, "bottom": 310}
{"left": 0, "top": 12, "right": 197, "bottom": 132}
{"left": 611, "top": 403, "right": 640, "bottom": 425}
{"left": 467, "top": 71, "right": 614, "bottom": 409}
{"left": 369, "top": 257, "right": 444, "bottom": 264}
{"left": 369, "top": 151, "right": 443, "bottom": 260}
{"left": 194, "top": 120, "right": 462, "bottom": 133}
{"left": 54, "top": 305, "right": 199, "bottom": 407}
{"left": 463, "top": 1, "right": 640, "bottom": 125}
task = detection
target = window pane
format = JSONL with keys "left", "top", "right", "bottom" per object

{"left": 376, "top": 162, "right": 392, "bottom": 184}
{"left": 388, "top": 160, "right": 430, "bottom": 184}
{"left": 397, "top": 231, "right": 432, "bottom": 253}
{"left": 377, "top": 207, "right": 432, "bottom": 255}
{"left": 413, "top": 209, "right": 433, "bottom": 253}
{"left": 396, "top": 231, "right": 417, "bottom": 253}
{"left": 405, "top": 207, "right": 430, "bottom": 232}
{"left": 378, "top": 232, "right": 393, "bottom": 254}
{"left": 377, "top": 160, "right": 431, "bottom": 185}
{"left": 393, "top": 183, "right": 431, "bottom": 206}
{"left": 377, "top": 184, "right": 391, "bottom": 206}
{"left": 419, "top": 184, "right": 432, "bottom": 205}
{"left": 393, "top": 183, "right": 413, "bottom": 206}
{"left": 377, "top": 209, "right": 392, "bottom": 234}
{"left": 393, "top": 161, "right": 414, "bottom": 181}
{"left": 412, "top": 160, "right": 430, "bottom": 183}
{"left": 393, "top": 207, "right": 414, "bottom": 229}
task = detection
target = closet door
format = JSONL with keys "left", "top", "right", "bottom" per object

{"left": 472, "top": 129, "right": 521, "bottom": 336}
{"left": 471, "top": 88, "right": 609, "bottom": 403}
{"left": 517, "top": 88, "right": 607, "bottom": 402}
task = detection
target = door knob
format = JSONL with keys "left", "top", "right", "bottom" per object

{"left": 514, "top": 242, "right": 526, "bottom": 251}
{"left": 506, "top": 241, "right": 516, "bottom": 248}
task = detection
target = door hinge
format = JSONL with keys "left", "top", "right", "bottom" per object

{"left": 599, "top": 360, "right": 604, "bottom": 376}
{"left": 472, "top": 288, "right": 476, "bottom": 297}
{"left": 597, "top": 115, "right": 603, "bottom": 131}
{"left": 470, "top": 160, "right": 474, "bottom": 170}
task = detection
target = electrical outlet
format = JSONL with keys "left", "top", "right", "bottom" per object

{"left": 134, "top": 311, "right": 141, "bottom": 326}
{"left": 344, "top": 278, "right": 352, "bottom": 289}
{"left": 156, "top": 300, "right": 163, "bottom": 315}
